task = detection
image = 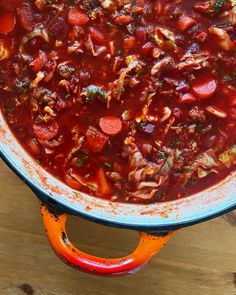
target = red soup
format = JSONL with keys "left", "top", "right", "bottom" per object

{"left": 1, "top": 0, "right": 236, "bottom": 203}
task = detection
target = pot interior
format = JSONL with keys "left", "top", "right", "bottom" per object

{"left": 1, "top": 111, "right": 236, "bottom": 230}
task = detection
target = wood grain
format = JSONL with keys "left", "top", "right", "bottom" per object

{"left": 0, "top": 160, "right": 235, "bottom": 295}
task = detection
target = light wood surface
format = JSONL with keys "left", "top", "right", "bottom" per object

{"left": 0, "top": 160, "right": 235, "bottom": 295}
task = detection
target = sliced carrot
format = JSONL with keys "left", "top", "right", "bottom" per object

{"left": 67, "top": 7, "right": 89, "bottom": 26}
{"left": 65, "top": 174, "right": 82, "bottom": 190}
{"left": 99, "top": 116, "right": 122, "bottom": 136}
{"left": 86, "top": 126, "right": 108, "bottom": 153}
{"left": 97, "top": 167, "right": 111, "bottom": 197}
{"left": 192, "top": 77, "right": 217, "bottom": 100}
{"left": 0, "top": 12, "right": 15, "bottom": 34}
{"left": 33, "top": 120, "right": 59, "bottom": 141}
{"left": 178, "top": 15, "right": 195, "bottom": 32}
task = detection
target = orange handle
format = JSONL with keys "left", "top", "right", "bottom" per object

{"left": 41, "top": 204, "right": 174, "bottom": 276}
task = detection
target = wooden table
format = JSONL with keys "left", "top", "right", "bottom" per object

{"left": 0, "top": 160, "right": 235, "bottom": 295}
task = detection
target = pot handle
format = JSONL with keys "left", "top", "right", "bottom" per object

{"left": 41, "top": 204, "right": 174, "bottom": 276}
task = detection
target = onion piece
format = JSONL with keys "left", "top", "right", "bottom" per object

{"left": 137, "top": 181, "right": 160, "bottom": 190}
{"left": 126, "top": 188, "right": 158, "bottom": 200}
{"left": 69, "top": 170, "right": 98, "bottom": 192}
{"left": 0, "top": 42, "right": 9, "bottom": 61}
{"left": 30, "top": 71, "right": 45, "bottom": 89}
{"left": 206, "top": 106, "right": 227, "bottom": 118}
{"left": 19, "top": 26, "right": 49, "bottom": 58}
{"left": 160, "top": 106, "right": 172, "bottom": 122}
{"left": 209, "top": 27, "right": 234, "bottom": 51}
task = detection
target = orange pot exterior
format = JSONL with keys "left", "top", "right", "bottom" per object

{"left": 41, "top": 205, "right": 174, "bottom": 276}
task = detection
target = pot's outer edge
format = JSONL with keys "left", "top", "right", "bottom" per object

{"left": 1, "top": 109, "right": 236, "bottom": 231}
{"left": 1, "top": 149, "right": 236, "bottom": 232}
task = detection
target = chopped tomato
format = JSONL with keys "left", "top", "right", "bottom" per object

{"left": 33, "top": 120, "right": 59, "bottom": 141}
{"left": 99, "top": 116, "right": 123, "bottom": 136}
{"left": 178, "top": 15, "right": 195, "bottom": 32}
{"left": 90, "top": 27, "right": 105, "bottom": 43}
{"left": 192, "top": 78, "right": 217, "bottom": 100}
{"left": 114, "top": 15, "right": 133, "bottom": 25}
{"left": 67, "top": 7, "right": 89, "bottom": 26}
{"left": 29, "top": 50, "right": 47, "bottom": 72}
{"left": 123, "top": 36, "right": 136, "bottom": 49}
{"left": 195, "top": 32, "right": 207, "bottom": 43}
{"left": 86, "top": 126, "right": 108, "bottom": 153}
{"left": 97, "top": 167, "right": 111, "bottom": 197}
{"left": 142, "top": 42, "right": 154, "bottom": 54}
{"left": 0, "top": 12, "right": 15, "bottom": 34}
{"left": 136, "top": 27, "right": 147, "bottom": 42}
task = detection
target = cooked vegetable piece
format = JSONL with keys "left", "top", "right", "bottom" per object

{"left": 82, "top": 85, "right": 107, "bottom": 102}
{"left": 17, "top": 2, "right": 34, "bottom": 31}
{"left": 97, "top": 167, "right": 111, "bottom": 196}
{"left": 67, "top": 7, "right": 89, "bottom": 26}
{"left": 178, "top": 16, "right": 195, "bottom": 32}
{"left": 90, "top": 27, "right": 105, "bottom": 43}
{"left": 99, "top": 116, "right": 122, "bottom": 136}
{"left": 0, "top": 12, "right": 15, "bottom": 34}
{"left": 65, "top": 174, "right": 82, "bottom": 190}
{"left": 179, "top": 93, "right": 197, "bottom": 104}
{"left": 114, "top": 15, "right": 133, "bottom": 25}
{"left": 206, "top": 106, "right": 227, "bottom": 118}
{"left": 219, "top": 145, "right": 236, "bottom": 168}
{"left": 33, "top": 121, "right": 59, "bottom": 141}
{"left": 192, "top": 78, "right": 217, "bottom": 99}
{"left": 86, "top": 126, "right": 108, "bottom": 153}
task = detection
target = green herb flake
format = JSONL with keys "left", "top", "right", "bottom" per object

{"left": 214, "top": 0, "right": 228, "bottom": 13}
{"left": 115, "top": 87, "right": 124, "bottom": 96}
{"left": 129, "top": 122, "right": 136, "bottom": 129}
{"left": 13, "top": 79, "right": 30, "bottom": 94}
{"left": 5, "top": 106, "right": 14, "bottom": 114}
{"left": 82, "top": 85, "right": 107, "bottom": 102}
{"left": 159, "top": 151, "right": 166, "bottom": 159}
{"left": 87, "top": 128, "right": 96, "bottom": 135}
{"left": 140, "top": 122, "right": 147, "bottom": 128}
{"left": 107, "top": 22, "right": 117, "bottom": 28}
{"left": 65, "top": 93, "right": 71, "bottom": 99}
{"left": 48, "top": 31, "right": 54, "bottom": 36}
{"left": 75, "top": 152, "right": 88, "bottom": 168}
{"left": 223, "top": 71, "right": 236, "bottom": 82}
{"left": 104, "top": 161, "right": 112, "bottom": 168}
